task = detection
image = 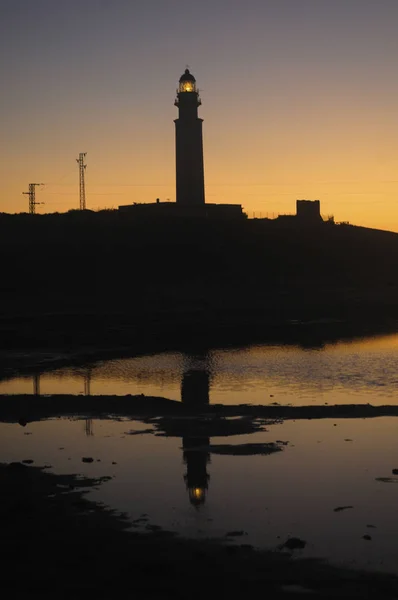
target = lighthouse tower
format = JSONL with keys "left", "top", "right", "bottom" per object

{"left": 174, "top": 69, "right": 205, "bottom": 206}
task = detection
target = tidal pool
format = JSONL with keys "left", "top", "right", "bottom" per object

{"left": 1, "top": 415, "right": 398, "bottom": 574}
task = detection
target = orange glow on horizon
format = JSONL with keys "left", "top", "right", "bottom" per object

{"left": 3, "top": 95, "right": 397, "bottom": 232}
{"left": 2, "top": 2, "right": 398, "bottom": 232}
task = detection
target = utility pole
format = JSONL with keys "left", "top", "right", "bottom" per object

{"left": 23, "top": 183, "right": 44, "bottom": 214}
{"left": 76, "top": 152, "right": 87, "bottom": 210}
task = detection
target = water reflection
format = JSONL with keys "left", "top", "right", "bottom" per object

{"left": 84, "top": 369, "right": 91, "bottom": 396}
{"left": 29, "top": 357, "right": 213, "bottom": 507}
{"left": 6, "top": 333, "right": 398, "bottom": 405}
{"left": 181, "top": 356, "right": 211, "bottom": 507}
{"left": 181, "top": 368, "right": 210, "bottom": 406}
{"left": 2, "top": 414, "right": 398, "bottom": 574}
{"left": 83, "top": 369, "right": 93, "bottom": 437}
{"left": 33, "top": 373, "right": 40, "bottom": 396}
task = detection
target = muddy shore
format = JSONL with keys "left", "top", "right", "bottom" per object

{"left": 2, "top": 461, "right": 398, "bottom": 598}
{"left": 1, "top": 393, "right": 398, "bottom": 426}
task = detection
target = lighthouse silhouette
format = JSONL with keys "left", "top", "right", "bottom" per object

{"left": 118, "top": 69, "right": 243, "bottom": 218}
{"left": 174, "top": 69, "right": 205, "bottom": 206}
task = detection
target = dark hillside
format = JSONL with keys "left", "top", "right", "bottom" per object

{"left": 2, "top": 211, "right": 398, "bottom": 362}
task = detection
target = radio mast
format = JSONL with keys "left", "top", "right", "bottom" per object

{"left": 76, "top": 152, "right": 87, "bottom": 210}
{"left": 23, "top": 183, "right": 44, "bottom": 214}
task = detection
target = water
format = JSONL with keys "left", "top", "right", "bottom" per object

{"left": 2, "top": 332, "right": 398, "bottom": 574}
{"left": 2, "top": 333, "right": 398, "bottom": 405}
{"left": 1, "top": 416, "right": 398, "bottom": 573}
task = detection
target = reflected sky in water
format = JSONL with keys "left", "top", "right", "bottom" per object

{"left": 1, "top": 416, "right": 398, "bottom": 574}
{"left": 3, "top": 333, "right": 398, "bottom": 405}
{"left": 3, "top": 333, "right": 398, "bottom": 574}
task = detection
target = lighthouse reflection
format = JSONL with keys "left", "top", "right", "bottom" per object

{"left": 181, "top": 356, "right": 211, "bottom": 507}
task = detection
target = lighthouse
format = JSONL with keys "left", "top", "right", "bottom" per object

{"left": 119, "top": 69, "right": 243, "bottom": 219}
{"left": 174, "top": 69, "right": 205, "bottom": 206}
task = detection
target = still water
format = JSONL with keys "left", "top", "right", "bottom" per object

{"left": 2, "top": 333, "right": 398, "bottom": 405}
{"left": 1, "top": 416, "right": 398, "bottom": 573}
{"left": 2, "top": 333, "right": 398, "bottom": 574}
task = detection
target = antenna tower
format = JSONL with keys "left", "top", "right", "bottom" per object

{"left": 23, "top": 183, "right": 44, "bottom": 214}
{"left": 76, "top": 152, "right": 87, "bottom": 210}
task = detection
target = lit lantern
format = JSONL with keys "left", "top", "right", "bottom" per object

{"left": 178, "top": 69, "right": 197, "bottom": 93}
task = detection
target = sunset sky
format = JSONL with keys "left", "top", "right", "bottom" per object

{"left": 1, "top": 0, "right": 397, "bottom": 230}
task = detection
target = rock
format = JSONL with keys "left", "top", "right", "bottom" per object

{"left": 226, "top": 530, "right": 247, "bottom": 537}
{"left": 82, "top": 457, "right": 94, "bottom": 463}
{"left": 333, "top": 505, "right": 353, "bottom": 512}
{"left": 281, "top": 537, "right": 307, "bottom": 550}
{"left": 18, "top": 418, "right": 27, "bottom": 427}
{"left": 392, "top": 469, "right": 398, "bottom": 475}
{"left": 363, "top": 535, "right": 372, "bottom": 541}
{"left": 22, "top": 459, "right": 34, "bottom": 464}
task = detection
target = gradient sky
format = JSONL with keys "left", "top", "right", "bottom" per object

{"left": 1, "top": 0, "right": 397, "bottom": 230}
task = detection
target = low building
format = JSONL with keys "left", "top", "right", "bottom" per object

{"left": 118, "top": 201, "right": 244, "bottom": 220}
{"left": 276, "top": 200, "right": 323, "bottom": 226}
{"left": 296, "top": 200, "right": 322, "bottom": 223}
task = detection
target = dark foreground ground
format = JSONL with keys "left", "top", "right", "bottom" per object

{"left": 3, "top": 215, "right": 398, "bottom": 596}
{"left": 2, "top": 461, "right": 398, "bottom": 599}
{"left": 2, "top": 393, "right": 398, "bottom": 425}
{"left": 2, "top": 213, "right": 398, "bottom": 378}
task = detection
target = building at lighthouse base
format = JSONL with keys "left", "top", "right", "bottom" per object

{"left": 118, "top": 201, "right": 244, "bottom": 220}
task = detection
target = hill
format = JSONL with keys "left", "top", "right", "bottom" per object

{"left": 1, "top": 210, "right": 398, "bottom": 369}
